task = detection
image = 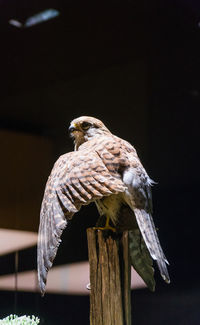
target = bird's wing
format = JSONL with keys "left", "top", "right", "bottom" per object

{"left": 38, "top": 148, "right": 126, "bottom": 295}
{"left": 103, "top": 136, "right": 170, "bottom": 284}
{"left": 129, "top": 229, "right": 156, "bottom": 291}
{"left": 112, "top": 202, "right": 155, "bottom": 291}
{"left": 122, "top": 160, "right": 170, "bottom": 284}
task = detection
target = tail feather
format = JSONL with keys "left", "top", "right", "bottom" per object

{"left": 129, "top": 229, "right": 155, "bottom": 291}
{"left": 133, "top": 208, "right": 170, "bottom": 284}
{"left": 114, "top": 203, "right": 156, "bottom": 291}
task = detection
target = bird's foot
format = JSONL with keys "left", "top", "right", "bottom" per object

{"left": 93, "top": 225, "right": 116, "bottom": 232}
{"left": 94, "top": 215, "right": 116, "bottom": 232}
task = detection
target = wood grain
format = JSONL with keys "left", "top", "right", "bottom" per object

{"left": 87, "top": 228, "right": 131, "bottom": 325}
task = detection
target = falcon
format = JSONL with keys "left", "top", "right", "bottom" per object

{"left": 38, "top": 116, "right": 170, "bottom": 295}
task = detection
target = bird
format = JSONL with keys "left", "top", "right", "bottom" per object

{"left": 37, "top": 116, "right": 170, "bottom": 296}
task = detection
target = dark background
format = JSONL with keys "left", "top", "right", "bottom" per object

{"left": 0, "top": 0, "right": 200, "bottom": 324}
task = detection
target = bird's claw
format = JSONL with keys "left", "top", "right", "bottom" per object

{"left": 93, "top": 226, "right": 116, "bottom": 232}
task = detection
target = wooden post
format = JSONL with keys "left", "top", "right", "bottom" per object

{"left": 87, "top": 228, "right": 131, "bottom": 325}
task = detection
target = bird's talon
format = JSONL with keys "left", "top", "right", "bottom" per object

{"left": 93, "top": 226, "right": 116, "bottom": 232}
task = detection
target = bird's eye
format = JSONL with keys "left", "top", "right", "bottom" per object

{"left": 81, "top": 122, "right": 91, "bottom": 130}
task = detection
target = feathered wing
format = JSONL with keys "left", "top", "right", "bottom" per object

{"left": 122, "top": 164, "right": 170, "bottom": 285}
{"left": 114, "top": 203, "right": 155, "bottom": 291}
{"left": 129, "top": 229, "right": 156, "bottom": 291}
{"left": 133, "top": 208, "right": 170, "bottom": 283}
{"left": 37, "top": 148, "right": 126, "bottom": 295}
{"left": 38, "top": 132, "right": 170, "bottom": 294}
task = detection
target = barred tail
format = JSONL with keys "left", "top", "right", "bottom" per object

{"left": 133, "top": 208, "right": 170, "bottom": 284}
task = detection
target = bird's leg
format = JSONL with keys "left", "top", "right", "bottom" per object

{"left": 94, "top": 215, "right": 116, "bottom": 232}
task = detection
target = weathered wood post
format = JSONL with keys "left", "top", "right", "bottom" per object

{"left": 87, "top": 228, "right": 131, "bottom": 325}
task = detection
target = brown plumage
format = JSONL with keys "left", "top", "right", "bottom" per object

{"left": 37, "top": 116, "right": 170, "bottom": 295}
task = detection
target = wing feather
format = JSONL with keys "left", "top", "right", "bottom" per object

{"left": 122, "top": 166, "right": 170, "bottom": 284}
{"left": 37, "top": 149, "right": 126, "bottom": 295}
{"left": 133, "top": 208, "right": 170, "bottom": 283}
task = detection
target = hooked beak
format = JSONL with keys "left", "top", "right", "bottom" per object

{"left": 69, "top": 124, "right": 78, "bottom": 134}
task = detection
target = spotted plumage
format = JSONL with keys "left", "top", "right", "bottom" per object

{"left": 37, "top": 116, "right": 170, "bottom": 295}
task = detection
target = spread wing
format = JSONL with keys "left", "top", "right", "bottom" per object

{"left": 38, "top": 148, "right": 126, "bottom": 295}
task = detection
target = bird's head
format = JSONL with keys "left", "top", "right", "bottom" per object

{"left": 69, "top": 116, "right": 111, "bottom": 150}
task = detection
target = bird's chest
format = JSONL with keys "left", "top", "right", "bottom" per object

{"left": 95, "top": 193, "right": 123, "bottom": 225}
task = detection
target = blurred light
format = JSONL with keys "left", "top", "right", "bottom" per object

{"left": 0, "top": 262, "right": 146, "bottom": 294}
{"left": 8, "top": 9, "right": 60, "bottom": 29}
{"left": 0, "top": 229, "right": 37, "bottom": 256}
{"left": 25, "top": 9, "right": 60, "bottom": 27}
{"left": 8, "top": 19, "right": 23, "bottom": 28}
